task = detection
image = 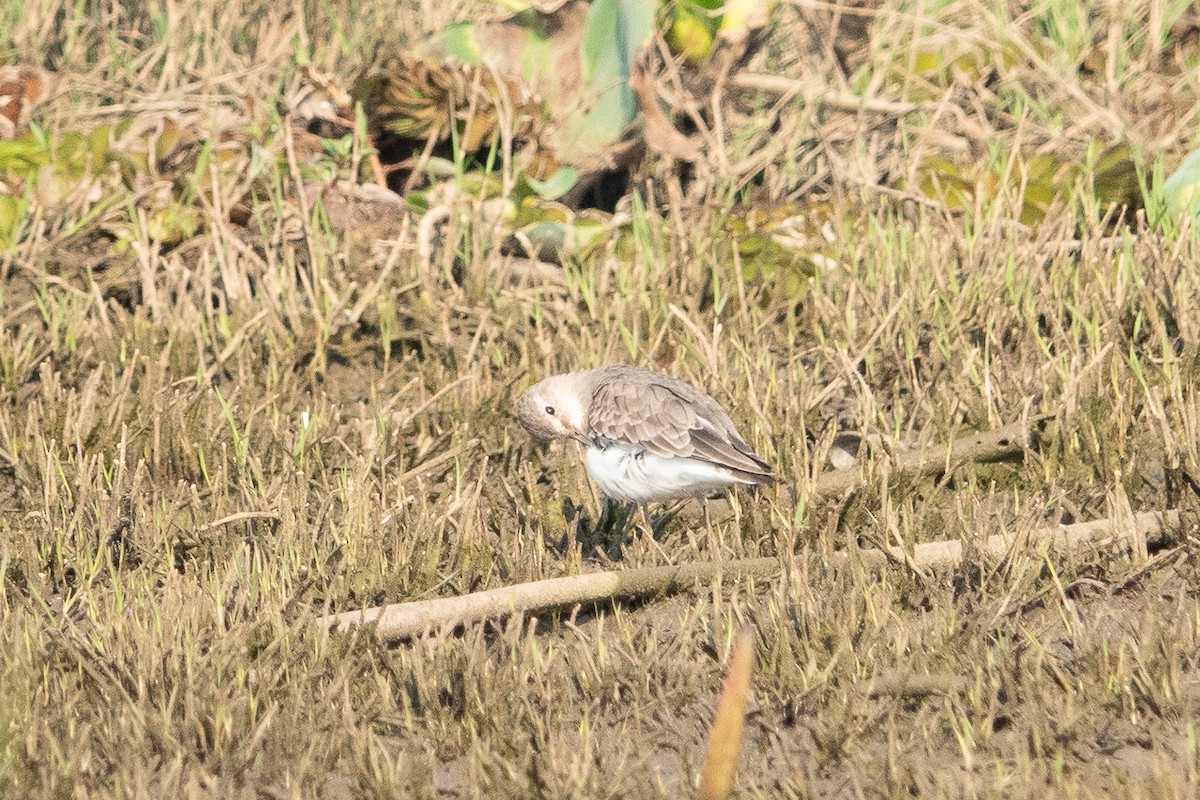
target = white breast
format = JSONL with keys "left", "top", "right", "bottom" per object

{"left": 583, "top": 442, "right": 749, "bottom": 504}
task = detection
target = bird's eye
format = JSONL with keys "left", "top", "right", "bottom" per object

{"left": 545, "top": 406, "right": 556, "bottom": 416}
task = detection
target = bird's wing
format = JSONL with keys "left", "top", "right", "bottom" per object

{"left": 588, "top": 377, "right": 773, "bottom": 480}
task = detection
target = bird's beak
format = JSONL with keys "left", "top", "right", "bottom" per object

{"left": 569, "top": 430, "right": 591, "bottom": 446}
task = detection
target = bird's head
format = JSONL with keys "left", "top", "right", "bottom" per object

{"left": 515, "top": 374, "right": 590, "bottom": 444}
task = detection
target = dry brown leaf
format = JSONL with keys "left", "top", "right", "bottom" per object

{"left": 0, "top": 65, "right": 51, "bottom": 139}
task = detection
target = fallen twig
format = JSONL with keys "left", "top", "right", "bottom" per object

{"left": 316, "top": 509, "right": 1183, "bottom": 642}
{"left": 814, "top": 414, "right": 1048, "bottom": 497}
{"left": 730, "top": 73, "right": 924, "bottom": 115}
{"left": 319, "top": 557, "right": 781, "bottom": 639}
{"left": 194, "top": 510, "right": 282, "bottom": 534}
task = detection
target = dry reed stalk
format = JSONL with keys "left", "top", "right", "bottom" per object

{"left": 317, "top": 509, "right": 1182, "bottom": 642}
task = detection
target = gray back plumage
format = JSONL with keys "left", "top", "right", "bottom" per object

{"left": 583, "top": 366, "right": 773, "bottom": 483}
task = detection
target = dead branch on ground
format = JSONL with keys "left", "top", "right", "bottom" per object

{"left": 317, "top": 509, "right": 1184, "bottom": 642}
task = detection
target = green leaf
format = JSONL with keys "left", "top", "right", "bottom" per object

{"left": 145, "top": 202, "right": 203, "bottom": 244}
{"left": 0, "top": 195, "right": 29, "bottom": 251}
{"left": 441, "top": 23, "right": 485, "bottom": 63}
{"left": 155, "top": 119, "right": 184, "bottom": 163}
{"left": 1162, "top": 148, "right": 1200, "bottom": 224}
{"left": 565, "top": 0, "right": 656, "bottom": 152}
{"left": 1091, "top": 142, "right": 1140, "bottom": 209}
{"left": 581, "top": 0, "right": 655, "bottom": 84}
{"left": 515, "top": 214, "right": 608, "bottom": 260}
{"left": 0, "top": 135, "right": 50, "bottom": 175}
{"left": 524, "top": 166, "right": 578, "bottom": 199}
{"left": 517, "top": 24, "right": 552, "bottom": 84}
{"left": 88, "top": 125, "right": 112, "bottom": 168}
{"left": 668, "top": 10, "right": 715, "bottom": 64}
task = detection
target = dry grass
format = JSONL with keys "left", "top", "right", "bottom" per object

{"left": 3, "top": 0, "right": 1200, "bottom": 796}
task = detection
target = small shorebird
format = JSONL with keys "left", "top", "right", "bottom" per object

{"left": 515, "top": 365, "right": 774, "bottom": 505}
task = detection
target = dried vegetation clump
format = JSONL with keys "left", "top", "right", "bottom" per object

{"left": 2, "top": 0, "right": 1200, "bottom": 796}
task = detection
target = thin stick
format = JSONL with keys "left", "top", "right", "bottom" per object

{"left": 319, "top": 558, "right": 782, "bottom": 637}
{"left": 729, "top": 73, "right": 923, "bottom": 116}
{"left": 814, "top": 414, "right": 1049, "bottom": 497}
{"left": 316, "top": 510, "right": 1182, "bottom": 642}
{"left": 194, "top": 510, "right": 282, "bottom": 533}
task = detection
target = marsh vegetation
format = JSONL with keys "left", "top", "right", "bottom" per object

{"left": 2, "top": 0, "right": 1200, "bottom": 796}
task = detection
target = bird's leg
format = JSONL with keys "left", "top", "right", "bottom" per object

{"left": 635, "top": 503, "right": 676, "bottom": 561}
{"left": 636, "top": 503, "right": 653, "bottom": 538}
{"left": 603, "top": 496, "right": 624, "bottom": 532}
{"left": 590, "top": 498, "right": 633, "bottom": 560}
{"left": 597, "top": 495, "right": 614, "bottom": 530}
{"left": 648, "top": 501, "right": 684, "bottom": 538}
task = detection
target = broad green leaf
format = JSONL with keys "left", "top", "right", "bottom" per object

{"left": 668, "top": 10, "right": 715, "bottom": 63}
{"left": 1016, "top": 153, "right": 1061, "bottom": 224}
{"left": 88, "top": 125, "right": 112, "bottom": 168}
{"left": 912, "top": 49, "right": 943, "bottom": 75}
{"left": 155, "top": 119, "right": 184, "bottom": 163}
{"left": 669, "top": 0, "right": 723, "bottom": 61}
{"left": 516, "top": 217, "right": 608, "bottom": 258}
{"left": 912, "top": 155, "right": 975, "bottom": 211}
{"left": 440, "top": 23, "right": 485, "bottom": 63}
{"left": 581, "top": 0, "right": 655, "bottom": 84}
{"left": 524, "top": 166, "right": 578, "bottom": 199}
{"left": 1162, "top": 148, "right": 1200, "bottom": 224}
{"left": 1091, "top": 142, "right": 1140, "bottom": 208}
{"left": 516, "top": 25, "right": 552, "bottom": 85}
{"left": 566, "top": 0, "right": 656, "bottom": 152}
{"left": 145, "top": 202, "right": 203, "bottom": 244}
{"left": 0, "top": 135, "right": 50, "bottom": 174}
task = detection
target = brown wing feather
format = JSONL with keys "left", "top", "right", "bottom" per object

{"left": 587, "top": 370, "right": 773, "bottom": 482}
